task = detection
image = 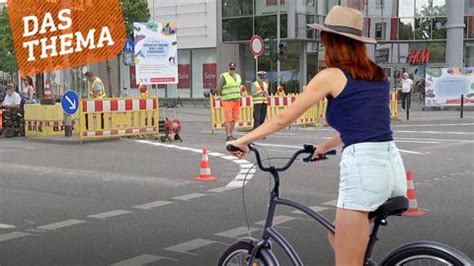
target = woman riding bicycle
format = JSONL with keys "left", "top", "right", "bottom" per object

{"left": 227, "top": 6, "right": 407, "bottom": 266}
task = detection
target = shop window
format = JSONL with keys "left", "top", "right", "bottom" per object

{"left": 266, "top": 0, "right": 285, "bottom": 5}
{"left": 416, "top": 0, "right": 446, "bottom": 16}
{"left": 222, "top": 0, "right": 253, "bottom": 18}
{"left": 376, "top": 0, "right": 384, "bottom": 9}
{"left": 222, "top": 18, "right": 253, "bottom": 41}
{"left": 398, "top": 0, "right": 415, "bottom": 17}
{"left": 465, "top": 16, "right": 474, "bottom": 39}
{"left": 255, "top": 14, "right": 287, "bottom": 38}
{"left": 375, "top": 23, "right": 386, "bottom": 40}
{"left": 432, "top": 17, "right": 447, "bottom": 39}
{"left": 464, "top": 41, "right": 474, "bottom": 66}
{"left": 426, "top": 42, "right": 446, "bottom": 63}
{"left": 399, "top": 18, "right": 415, "bottom": 40}
{"left": 415, "top": 18, "right": 431, "bottom": 39}
{"left": 466, "top": 0, "right": 474, "bottom": 15}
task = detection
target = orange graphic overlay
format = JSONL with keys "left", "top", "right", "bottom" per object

{"left": 7, "top": 0, "right": 126, "bottom": 76}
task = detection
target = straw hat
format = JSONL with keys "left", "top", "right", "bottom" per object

{"left": 308, "top": 5, "right": 376, "bottom": 44}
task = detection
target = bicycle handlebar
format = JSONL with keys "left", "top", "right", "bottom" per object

{"left": 226, "top": 144, "right": 336, "bottom": 173}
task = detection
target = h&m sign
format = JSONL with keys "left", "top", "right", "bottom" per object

{"left": 407, "top": 50, "right": 430, "bottom": 64}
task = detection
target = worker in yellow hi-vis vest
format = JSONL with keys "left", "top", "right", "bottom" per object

{"left": 85, "top": 71, "right": 107, "bottom": 99}
{"left": 252, "top": 71, "right": 269, "bottom": 129}
{"left": 217, "top": 62, "right": 242, "bottom": 141}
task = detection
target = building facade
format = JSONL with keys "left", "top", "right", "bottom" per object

{"left": 218, "top": 0, "right": 474, "bottom": 94}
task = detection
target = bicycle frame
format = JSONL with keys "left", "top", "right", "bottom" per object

{"left": 247, "top": 167, "right": 384, "bottom": 266}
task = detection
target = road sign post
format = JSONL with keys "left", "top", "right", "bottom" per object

{"left": 61, "top": 91, "right": 79, "bottom": 137}
{"left": 250, "top": 35, "right": 265, "bottom": 79}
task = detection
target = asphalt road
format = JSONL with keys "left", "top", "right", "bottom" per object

{"left": 0, "top": 112, "right": 473, "bottom": 265}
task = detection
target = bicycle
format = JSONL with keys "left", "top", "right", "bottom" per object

{"left": 218, "top": 144, "right": 472, "bottom": 266}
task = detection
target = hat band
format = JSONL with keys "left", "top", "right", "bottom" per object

{"left": 324, "top": 24, "right": 362, "bottom": 36}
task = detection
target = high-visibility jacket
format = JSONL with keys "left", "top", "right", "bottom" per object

{"left": 253, "top": 81, "right": 268, "bottom": 104}
{"left": 89, "top": 77, "right": 106, "bottom": 99}
{"left": 221, "top": 72, "right": 242, "bottom": 101}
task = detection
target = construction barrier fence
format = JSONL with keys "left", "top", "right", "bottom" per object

{"left": 210, "top": 92, "right": 399, "bottom": 132}
{"left": 79, "top": 97, "right": 159, "bottom": 141}
{"left": 24, "top": 104, "right": 80, "bottom": 138}
{"left": 210, "top": 95, "right": 328, "bottom": 132}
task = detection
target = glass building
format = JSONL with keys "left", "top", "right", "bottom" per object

{"left": 218, "top": 0, "right": 474, "bottom": 94}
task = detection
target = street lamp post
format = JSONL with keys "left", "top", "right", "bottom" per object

{"left": 276, "top": 0, "right": 281, "bottom": 85}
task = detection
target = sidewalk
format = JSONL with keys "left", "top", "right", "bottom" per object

{"left": 174, "top": 104, "right": 473, "bottom": 123}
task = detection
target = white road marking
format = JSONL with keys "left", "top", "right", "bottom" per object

{"left": 135, "top": 140, "right": 255, "bottom": 188}
{"left": 87, "top": 210, "right": 133, "bottom": 219}
{"left": 240, "top": 168, "right": 256, "bottom": 174}
{"left": 171, "top": 193, "right": 207, "bottom": 201}
{"left": 256, "top": 215, "right": 297, "bottom": 226}
{"left": 398, "top": 149, "right": 427, "bottom": 155}
{"left": 393, "top": 123, "right": 474, "bottom": 127}
{"left": 111, "top": 254, "right": 173, "bottom": 266}
{"left": 207, "top": 186, "right": 239, "bottom": 193}
{"left": 221, "top": 155, "right": 238, "bottom": 160}
{"left": 226, "top": 180, "right": 249, "bottom": 187}
{"left": 395, "top": 140, "right": 442, "bottom": 144}
{"left": 321, "top": 199, "right": 338, "bottom": 206}
{"left": 36, "top": 219, "right": 87, "bottom": 230}
{"left": 165, "top": 239, "right": 216, "bottom": 255}
{"left": 208, "top": 152, "right": 225, "bottom": 156}
{"left": 292, "top": 206, "right": 329, "bottom": 215}
{"left": 0, "top": 224, "right": 16, "bottom": 229}
{"left": 215, "top": 226, "right": 259, "bottom": 239}
{"left": 0, "top": 232, "right": 31, "bottom": 243}
{"left": 132, "top": 201, "right": 173, "bottom": 210}
{"left": 253, "top": 143, "right": 301, "bottom": 149}
{"left": 396, "top": 137, "right": 474, "bottom": 143}
{"left": 396, "top": 130, "right": 474, "bottom": 135}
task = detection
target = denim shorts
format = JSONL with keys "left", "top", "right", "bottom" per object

{"left": 337, "top": 141, "right": 407, "bottom": 212}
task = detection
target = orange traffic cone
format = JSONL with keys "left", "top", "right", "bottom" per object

{"left": 403, "top": 171, "right": 427, "bottom": 217}
{"left": 195, "top": 148, "right": 217, "bottom": 181}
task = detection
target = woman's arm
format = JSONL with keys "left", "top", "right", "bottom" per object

{"left": 313, "top": 133, "right": 342, "bottom": 159}
{"left": 29, "top": 86, "right": 34, "bottom": 102}
{"left": 230, "top": 68, "right": 346, "bottom": 149}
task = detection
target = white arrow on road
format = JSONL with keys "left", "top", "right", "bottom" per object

{"left": 65, "top": 95, "right": 76, "bottom": 110}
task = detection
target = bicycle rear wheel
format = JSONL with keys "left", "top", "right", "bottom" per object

{"left": 382, "top": 246, "right": 470, "bottom": 266}
{"left": 218, "top": 241, "right": 270, "bottom": 266}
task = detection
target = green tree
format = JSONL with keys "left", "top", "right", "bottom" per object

{"left": 0, "top": 7, "right": 18, "bottom": 79}
{"left": 121, "top": 0, "right": 151, "bottom": 39}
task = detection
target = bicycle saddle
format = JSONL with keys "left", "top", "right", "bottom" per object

{"left": 369, "top": 196, "right": 409, "bottom": 220}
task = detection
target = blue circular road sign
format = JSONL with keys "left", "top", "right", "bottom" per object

{"left": 61, "top": 91, "right": 79, "bottom": 115}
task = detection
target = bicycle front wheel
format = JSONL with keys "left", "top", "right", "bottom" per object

{"left": 218, "top": 241, "right": 270, "bottom": 266}
{"left": 382, "top": 245, "right": 471, "bottom": 266}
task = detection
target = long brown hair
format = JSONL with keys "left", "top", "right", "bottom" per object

{"left": 321, "top": 31, "right": 386, "bottom": 81}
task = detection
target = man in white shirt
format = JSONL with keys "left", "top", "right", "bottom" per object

{"left": 400, "top": 72, "right": 413, "bottom": 110}
{"left": 2, "top": 83, "right": 21, "bottom": 108}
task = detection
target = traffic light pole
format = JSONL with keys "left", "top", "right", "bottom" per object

{"left": 276, "top": 0, "right": 281, "bottom": 85}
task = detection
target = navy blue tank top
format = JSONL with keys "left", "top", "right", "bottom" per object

{"left": 326, "top": 70, "right": 393, "bottom": 148}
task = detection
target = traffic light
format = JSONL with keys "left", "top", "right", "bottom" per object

{"left": 279, "top": 43, "right": 286, "bottom": 58}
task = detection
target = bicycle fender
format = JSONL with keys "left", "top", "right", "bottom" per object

{"left": 380, "top": 241, "right": 473, "bottom": 266}
{"left": 237, "top": 237, "right": 280, "bottom": 266}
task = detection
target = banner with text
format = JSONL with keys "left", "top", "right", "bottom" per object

{"left": 134, "top": 22, "right": 178, "bottom": 84}
{"left": 425, "top": 67, "right": 474, "bottom": 106}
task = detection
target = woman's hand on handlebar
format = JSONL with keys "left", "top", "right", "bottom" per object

{"left": 312, "top": 144, "right": 331, "bottom": 161}
{"left": 226, "top": 139, "right": 250, "bottom": 159}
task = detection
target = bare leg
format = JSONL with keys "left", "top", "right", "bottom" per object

{"left": 334, "top": 208, "right": 370, "bottom": 266}
{"left": 230, "top": 121, "right": 235, "bottom": 137}
{"left": 225, "top": 121, "right": 231, "bottom": 137}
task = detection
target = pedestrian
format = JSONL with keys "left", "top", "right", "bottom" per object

{"left": 217, "top": 62, "right": 242, "bottom": 141}
{"left": 400, "top": 72, "right": 413, "bottom": 110}
{"left": 276, "top": 83, "right": 286, "bottom": 97}
{"left": 226, "top": 6, "right": 407, "bottom": 266}
{"left": 85, "top": 71, "right": 107, "bottom": 99}
{"left": 2, "top": 83, "right": 21, "bottom": 108}
{"left": 21, "top": 76, "right": 36, "bottom": 104}
{"left": 252, "top": 71, "right": 268, "bottom": 129}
